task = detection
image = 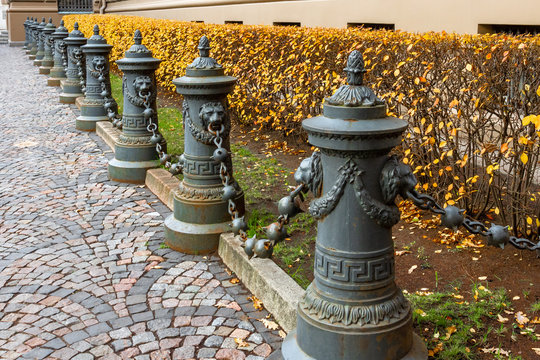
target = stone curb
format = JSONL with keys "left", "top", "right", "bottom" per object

{"left": 96, "top": 121, "right": 119, "bottom": 152}
{"left": 94, "top": 122, "right": 304, "bottom": 333}
{"left": 218, "top": 233, "right": 304, "bottom": 333}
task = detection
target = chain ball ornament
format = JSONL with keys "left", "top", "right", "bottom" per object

{"left": 211, "top": 148, "right": 229, "bottom": 162}
{"left": 101, "top": 90, "right": 109, "bottom": 97}
{"left": 254, "top": 239, "right": 273, "bottom": 258}
{"left": 80, "top": 80, "right": 85, "bottom": 86}
{"left": 98, "top": 75, "right": 104, "bottom": 82}
{"left": 159, "top": 153, "right": 171, "bottom": 165}
{"left": 278, "top": 195, "right": 303, "bottom": 218}
{"left": 169, "top": 163, "right": 182, "bottom": 175}
{"left": 104, "top": 101, "right": 112, "bottom": 110}
{"left": 143, "top": 108, "right": 154, "bottom": 119}
{"left": 441, "top": 206, "right": 465, "bottom": 230}
{"left": 486, "top": 224, "right": 510, "bottom": 249}
{"left": 150, "top": 134, "right": 162, "bottom": 144}
{"left": 242, "top": 235, "right": 257, "bottom": 259}
{"left": 222, "top": 185, "right": 237, "bottom": 201}
{"left": 116, "top": 121, "right": 122, "bottom": 130}
{"left": 265, "top": 222, "right": 288, "bottom": 243}
{"left": 231, "top": 217, "right": 248, "bottom": 235}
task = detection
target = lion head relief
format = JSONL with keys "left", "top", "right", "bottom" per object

{"left": 91, "top": 55, "right": 106, "bottom": 72}
{"left": 199, "top": 102, "right": 227, "bottom": 131}
{"left": 133, "top": 75, "right": 152, "bottom": 98}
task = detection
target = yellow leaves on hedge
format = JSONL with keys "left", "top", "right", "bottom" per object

{"left": 520, "top": 152, "right": 528, "bottom": 164}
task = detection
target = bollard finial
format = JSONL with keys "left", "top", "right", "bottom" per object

{"left": 187, "top": 35, "right": 222, "bottom": 69}
{"left": 60, "top": 20, "right": 64, "bottom": 26}
{"left": 74, "top": 22, "right": 79, "bottom": 30}
{"left": 134, "top": 29, "right": 142, "bottom": 45}
{"left": 48, "top": 17, "right": 52, "bottom": 24}
{"left": 93, "top": 24, "right": 99, "bottom": 35}
{"left": 326, "top": 50, "right": 384, "bottom": 107}
{"left": 198, "top": 35, "right": 211, "bottom": 57}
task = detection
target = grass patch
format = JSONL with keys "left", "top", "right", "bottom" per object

{"left": 110, "top": 74, "right": 123, "bottom": 114}
{"left": 407, "top": 283, "right": 510, "bottom": 359}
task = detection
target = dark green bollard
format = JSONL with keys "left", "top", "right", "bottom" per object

{"left": 28, "top": 18, "right": 39, "bottom": 60}
{"left": 59, "top": 22, "right": 87, "bottom": 104}
{"left": 276, "top": 51, "right": 428, "bottom": 360}
{"left": 108, "top": 30, "right": 166, "bottom": 184}
{"left": 164, "top": 36, "right": 245, "bottom": 254}
{"left": 39, "top": 19, "right": 56, "bottom": 75}
{"left": 47, "top": 20, "right": 69, "bottom": 87}
{"left": 77, "top": 25, "right": 113, "bottom": 131}
{"left": 23, "top": 17, "right": 30, "bottom": 51}
{"left": 33, "top": 17, "right": 47, "bottom": 67}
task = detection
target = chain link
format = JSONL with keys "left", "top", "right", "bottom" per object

{"left": 73, "top": 51, "right": 86, "bottom": 95}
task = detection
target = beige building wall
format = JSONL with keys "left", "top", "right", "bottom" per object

{"left": 6, "top": 0, "right": 63, "bottom": 44}
{"left": 104, "top": 0, "right": 540, "bottom": 34}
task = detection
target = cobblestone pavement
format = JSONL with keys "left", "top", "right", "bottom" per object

{"left": 0, "top": 45, "right": 283, "bottom": 360}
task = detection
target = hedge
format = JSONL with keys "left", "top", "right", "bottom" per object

{"left": 63, "top": 14, "right": 540, "bottom": 239}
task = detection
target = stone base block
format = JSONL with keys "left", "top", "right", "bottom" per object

{"left": 28, "top": 55, "right": 36, "bottom": 60}
{"left": 218, "top": 233, "right": 304, "bottom": 333}
{"left": 47, "top": 77, "right": 63, "bottom": 87}
{"left": 33, "top": 59, "right": 42, "bottom": 66}
{"left": 145, "top": 168, "right": 179, "bottom": 210}
{"left": 96, "top": 122, "right": 119, "bottom": 152}
{"left": 75, "top": 96, "right": 84, "bottom": 110}
{"left": 108, "top": 157, "right": 157, "bottom": 184}
{"left": 39, "top": 66, "right": 51, "bottom": 75}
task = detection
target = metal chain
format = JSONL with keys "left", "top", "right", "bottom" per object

{"left": 142, "top": 94, "right": 184, "bottom": 176}
{"left": 405, "top": 188, "right": 539, "bottom": 254}
{"left": 74, "top": 51, "right": 86, "bottom": 95}
{"left": 60, "top": 42, "right": 67, "bottom": 70}
{"left": 95, "top": 64, "right": 122, "bottom": 129}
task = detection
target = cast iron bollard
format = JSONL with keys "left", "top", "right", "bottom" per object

{"left": 59, "top": 22, "right": 87, "bottom": 104}
{"left": 48, "top": 20, "right": 69, "bottom": 87}
{"left": 33, "top": 17, "right": 47, "bottom": 67}
{"left": 39, "top": 19, "right": 56, "bottom": 75}
{"left": 276, "top": 51, "right": 427, "bottom": 360}
{"left": 28, "top": 18, "right": 39, "bottom": 60}
{"left": 23, "top": 17, "right": 30, "bottom": 51}
{"left": 108, "top": 30, "right": 166, "bottom": 184}
{"left": 163, "top": 36, "right": 245, "bottom": 254}
{"left": 77, "top": 25, "right": 113, "bottom": 131}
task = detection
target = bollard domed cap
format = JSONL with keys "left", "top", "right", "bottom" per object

{"left": 52, "top": 20, "right": 69, "bottom": 39}
{"left": 43, "top": 18, "right": 56, "bottom": 34}
{"left": 187, "top": 36, "right": 222, "bottom": 70}
{"left": 82, "top": 24, "right": 112, "bottom": 52}
{"left": 116, "top": 30, "right": 161, "bottom": 69}
{"left": 301, "top": 50, "right": 407, "bottom": 152}
{"left": 37, "top": 17, "right": 47, "bottom": 31}
{"left": 172, "top": 34, "right": 236, "bottom": 96}
{"left": 64, "top": 22, "right": 87, "bottom": 45}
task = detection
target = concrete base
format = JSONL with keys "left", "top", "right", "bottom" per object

{"left": 33, "top": 59, "right": 42, "bottom": 66}
{"left": 76, "top": 115, "right": 108, "bottom": 132}
{"left": 145, "top": 168, "right": 179, "bottom": 210}
{"left": 96, "top": 122, "right": 119, "bottom": 152}
{"left": 218, "top": 233, "right": 304, "bottom": 333}
{"left": 75, "top": 96, "right": 84, "bottom": 110}
{"left": 38, "top": 66, "right": 51, "bottom": 75}
{"left": 272, "top": 331, "right": 428, "bottom": 360}
{"left": 47, "top": 77, "right": 63, "bottom": 87}
{"left": 28, "top": 55, "right": 36, "bottom": 60}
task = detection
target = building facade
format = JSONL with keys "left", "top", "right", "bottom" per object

{"left": 5, "top": 0, "right": 540, "bottom": 45}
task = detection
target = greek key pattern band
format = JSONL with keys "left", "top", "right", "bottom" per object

{"left": 315, "top": 249, "right": 394, "bottom": 283}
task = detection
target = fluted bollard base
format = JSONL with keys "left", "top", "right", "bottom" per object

{"left": 108, "top": 143, "right": 162, "bottom": 184}
{"left": 164, "top": 187, "right": 244, "bottom": 254}
{"left": 76, "top": 101, "right": 108, "bottom": 131}
{"left": 278, "top": 330, "right": 427, "bottom": 360}
{"left": 59, "top": 79, "right": 83, "bottom": 104}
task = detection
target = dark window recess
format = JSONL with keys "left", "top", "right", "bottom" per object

{"left": 58, "top": 0, "right": 93, "bottom": 14}
{"left": 273, "top": 22, "right": 301, "bottom": 27}
{"left": 191, "top": 20, "right": 204, "bottom": 23}
{"left": 225, "top": 21, "right": 243, "bottom": 25}
{"left": 347, "top": 23, "right": 395, "bottom": 31}
{"left": 478, "top": 24, "right": 540, "bottom": 35}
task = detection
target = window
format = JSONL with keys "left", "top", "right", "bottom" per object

{"left": 347, "top": 23, "right": 395, "bottom": 31}
{"left": 225, "top": 21, "right": 243, "bottom": 25}
{"left": 58, "top": 0, "right": 93, "bottom": 14}
{"left": 273, "top": 22, "right": 301, "bottom": 27}
{"left": 478, "top": 24, "right": 540, "bottom": 35}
